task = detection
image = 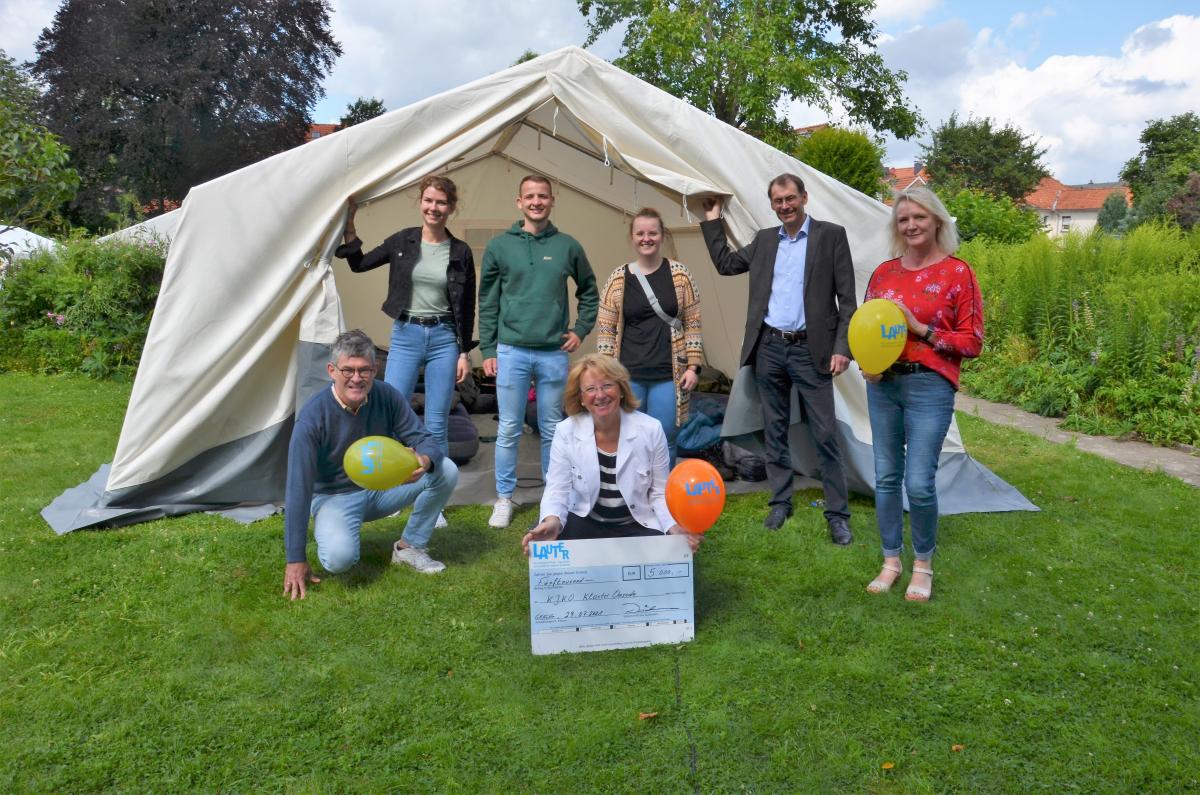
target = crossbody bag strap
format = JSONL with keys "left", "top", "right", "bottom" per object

{"left": 628, "top": 263, "right": 682, "bottom": 333}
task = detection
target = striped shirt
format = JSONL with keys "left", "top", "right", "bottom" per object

{"left": 586, "top": 447, "right": 634, "bottom": 525}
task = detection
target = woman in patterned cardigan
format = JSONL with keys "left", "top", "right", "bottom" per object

{"left": 596, "top": 207, "right": 705, "bottom": 463}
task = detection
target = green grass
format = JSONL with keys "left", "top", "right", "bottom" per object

{"left": 1, "top": 374, "right": 1197, "bottom": 792}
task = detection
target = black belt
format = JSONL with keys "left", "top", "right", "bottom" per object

{"left": 885, "top": 361, "right": 937, "bottom": 376}
{"left": 764, "top": 325, "right": 807, "bottom": 343}
{"left": 398, "top": 312, "right": 452, "bottom": 327}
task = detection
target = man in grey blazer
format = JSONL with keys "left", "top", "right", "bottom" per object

{"left": 701, "top": 174, "right": 856, "bottom": 544}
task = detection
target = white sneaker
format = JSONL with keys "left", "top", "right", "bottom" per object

{"left": 488, "top": 497, "right": 514, "bottom": 528}
{"left": 391, "top": 542, "right": 446, "bottom": 574}
{"left": 435, "top": 511, "right": 449, "bottom": 529}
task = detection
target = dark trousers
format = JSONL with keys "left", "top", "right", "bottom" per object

{"left": 753, "top": 329, "right": 850, "bottom": 521}
{"left": 559, "top": 512, "right": 663, "bottom": 540}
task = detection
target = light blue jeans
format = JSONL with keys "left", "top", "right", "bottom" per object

{"left": 495, "top": 343, "right": 568, "bottom": 497}
{"left": 866, "top": 371, "right": 956, "bottom": 561}
{"left": 310, "top": 458, "right": 459, "bottom": 573}
{"left": 385, "top": 319, "right": 458, "bottom": 455}
{"left": 630, "top": 378, "right": 678, "bottom": 465}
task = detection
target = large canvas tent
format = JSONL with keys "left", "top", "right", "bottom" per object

{"left": 44, "top": 47, "right": 1034, "bottom": 533}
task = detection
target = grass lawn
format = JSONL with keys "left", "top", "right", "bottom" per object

{"left": 1, "top": 373, "right": 1196, "bottom": 793}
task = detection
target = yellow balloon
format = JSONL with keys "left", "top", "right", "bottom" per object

{"left": 343, "top": 436, "right": 420, "bottom": 490}
{"left": 849, "top": 299, "right": 908, "bottom": 374}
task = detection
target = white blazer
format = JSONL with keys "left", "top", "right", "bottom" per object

{"left": 540, "top": 409, "right": 675, "bottom": 532}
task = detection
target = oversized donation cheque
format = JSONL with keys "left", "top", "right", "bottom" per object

{"left": 527, "top": 535, "right": 695, "bottom": 655}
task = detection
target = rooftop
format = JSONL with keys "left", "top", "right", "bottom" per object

{"left": 1025, "top": 177, "right": 1131, "bottom": 211}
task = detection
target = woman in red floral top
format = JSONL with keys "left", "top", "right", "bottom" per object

{"left": 862, "top": 187, "right": 984, "bottom": 602}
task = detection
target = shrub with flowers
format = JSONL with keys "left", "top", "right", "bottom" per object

{"left": 961, "top": 222, "right": 1200, "bottom": 447}
{"left": 0, "top": 234, "right": 167, "bottom": 378}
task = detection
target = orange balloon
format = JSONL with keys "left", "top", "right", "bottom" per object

{"left": 665, "top": 459, "right": 726, "bottom": 534}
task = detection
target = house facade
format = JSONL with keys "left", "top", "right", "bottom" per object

{"left": 1023, "top": 177, "right": 1131, "bottom": 236}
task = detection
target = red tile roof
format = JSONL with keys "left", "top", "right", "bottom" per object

{"left": 885, "top": 165, "right": 929, "bottom": 191}
{"left": 794, "top": 123, "right": 830, "bottom": 138}
{"left": 306, "top": 123, "right": 338, "bottom": 141}
{"left": 1024, "top": 177, "right": 1131, "bottom": 211}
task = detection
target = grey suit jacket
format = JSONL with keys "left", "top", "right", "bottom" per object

{"left": 701, "top": 216, "right": 857, "bottom": 374}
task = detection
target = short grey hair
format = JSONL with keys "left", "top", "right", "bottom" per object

{"left": 330, "top": 329, "right": 376, "bottom": 365}
{"left": 889, "top": 187, "right": 959, "bottom": 257}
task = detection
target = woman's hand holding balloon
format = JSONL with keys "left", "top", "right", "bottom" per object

{"left": 667, "top": 524, "right": 703, "bottom": 552}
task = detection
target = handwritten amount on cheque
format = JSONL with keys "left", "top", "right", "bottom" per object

{"left": 532, "top": 583, "right": 687, "bottom": 623}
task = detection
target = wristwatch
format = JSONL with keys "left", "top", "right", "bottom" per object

{"left": 922, "top": 326, "right": 935, "bottom": 342}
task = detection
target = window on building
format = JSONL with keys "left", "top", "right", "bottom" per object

{"left": 311, "top": 131, "right": 321, "bottom": 139}
{"left": 1061, "top": 215, "right": 1072, "bottom": 231}
{"left": 1042, "top": 215, "right": 1050, "bottom": 229}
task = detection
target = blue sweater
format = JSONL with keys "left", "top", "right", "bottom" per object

{"left": 284, "top": 383, "right": 442, "bottom": 563}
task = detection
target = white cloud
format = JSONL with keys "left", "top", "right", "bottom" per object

{"left": 10, "top": 2, "right": 1197, "bottom": 187}
{"left": 805, "top": 13, "right": 1200, "bottom": 184}
{"left": 1007, "top": 7, "right": 1054, "bottom": 33}
{"left": 872, "top": 0, "right": 941, "bottom": 25}
{"left": 0, "top": 0, "right": 57, "bottom": 62}
{"left": 317, "top": 0, "right": 617, "bottom": 120}
{"left": 954, "top": 15, "right": 1200, "bottom": 181}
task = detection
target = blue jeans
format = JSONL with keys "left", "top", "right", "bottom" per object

{"left": 630, "top": 378, "right": 678, "bottom": 465}
{"left": 495, "top": 343, "right": 568, "bottom": 497}
{"left": 310, "top": 459, "right": 459, "bottom": 573}
{"left": 385, "top": 319, "right": 458, "bottom": 455}
{"left": 867, "top": 371, "right": 956, "bottom": 561}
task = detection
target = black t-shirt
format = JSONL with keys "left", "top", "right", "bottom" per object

{"left": 619, "top": 261, "right": 677, "bottom": 381}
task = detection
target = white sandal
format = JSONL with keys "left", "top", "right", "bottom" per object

{"left": 866, "top": 561, "right": 903, "bottom": 594}
{"left": 905, "top": 564, "right": 934, "bottom": 602}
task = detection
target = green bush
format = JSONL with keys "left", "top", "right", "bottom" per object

{"left": 0, "top": 235, "right": 166, "bottom": 378}
{"left": 938, "top": 186, "right": 1043, "bottom": 244}
{"left": 960, "top": 223, "right": 1200, "bottom": 446}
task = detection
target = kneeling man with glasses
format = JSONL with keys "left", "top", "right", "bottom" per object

{"left": 283, "top": 329, "right": 458, "bottom": 599}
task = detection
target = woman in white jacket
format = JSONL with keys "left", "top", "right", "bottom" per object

{"left": 522, "top": 354, "right": 701, "bottom": 554}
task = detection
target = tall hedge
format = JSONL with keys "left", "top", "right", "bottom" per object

{"left": 0, "top": 236, "right": 167, "bottom": 378}
{"left": 961, "top": 223, "right": 1200, "bottom": 446}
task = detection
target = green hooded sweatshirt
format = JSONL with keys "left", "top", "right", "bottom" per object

{"left": 478, "top": 220, "right": 599, "bottom": 358}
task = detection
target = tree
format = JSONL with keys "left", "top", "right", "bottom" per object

{"left": 339, "top": 97, "right": 386, "bottom": 129}
{"left": 30, "top": 0, "right": 341, "bottom": 228}
{"left": 1119, "top": 113, "right": 1200, "bottom": 224}
{"left": 577, "top": 0, "right": 921, "bottom": 152}
{"left": 1165, "top": 172, "right": 1200, "bottom": 230}
{"left": 513, "top": 50, "right": 539, "bottom": 66}
{"left": 936, "top": 186, "right": 1041, "bottom": 244}
{"left": 921, "top": 112, "right": 1048, "bottom": 201}
{"left": 1096, "top": 191, "right": 1129, "bottom": 235}
{"left": 794, "top": 127, "right": 884, "bottom": 198}
{"left": 0, "top": 49, "right": 78, "bottom": 240}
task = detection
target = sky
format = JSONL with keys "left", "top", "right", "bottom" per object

{"left": 2, "top": 0, "right": 1197, "bottom": 185}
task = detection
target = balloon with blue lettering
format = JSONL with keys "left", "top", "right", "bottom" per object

{"left": 848, "top": 298, "right": 908, "bottom": 374}
{"left": 343, "top": 435, "right": 420, "bottom": 490}
{"left": 665, "top": 459, "right": 726, "bottom": 534}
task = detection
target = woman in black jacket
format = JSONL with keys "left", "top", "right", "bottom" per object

{"left": 336, "top": 175, "right": 476, "bottom": 464}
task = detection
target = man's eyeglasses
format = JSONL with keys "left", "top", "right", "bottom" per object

{"left": 582, "top": 382, "right": 617, "bottom": 396}
{"left": 338, "top": 367, "right": 375, "bottom": 379}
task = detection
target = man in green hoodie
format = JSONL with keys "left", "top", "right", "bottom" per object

{"left": 479, "top": 174, "right": 599, "bottom": 528}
